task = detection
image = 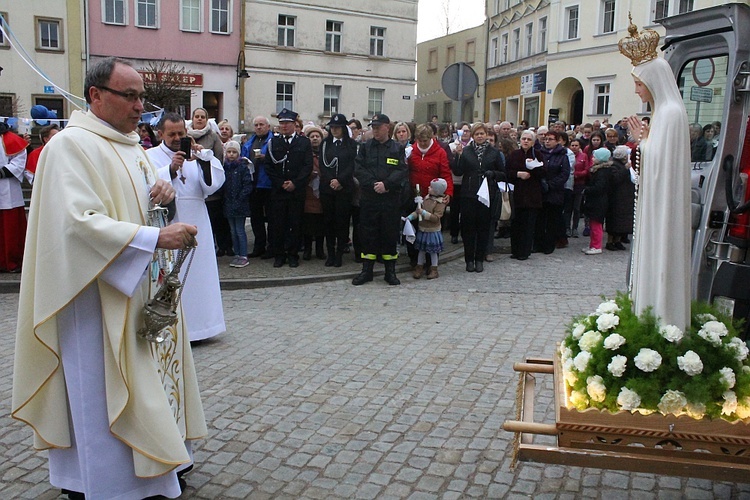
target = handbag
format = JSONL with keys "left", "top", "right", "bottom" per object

{"left": 499, "top": 190, "right": 512, "bottom": 221}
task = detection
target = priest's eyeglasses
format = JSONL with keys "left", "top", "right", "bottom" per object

{"left": 97, "top": 86, "right": 147, "bottom": 104}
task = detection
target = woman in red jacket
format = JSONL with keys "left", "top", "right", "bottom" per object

{"left": 406, "top": 124, "right": 453, "bottom": 269}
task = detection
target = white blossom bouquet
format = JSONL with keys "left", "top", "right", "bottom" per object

{"left": 560, "top": 294, "right": 750, "bottom": 420}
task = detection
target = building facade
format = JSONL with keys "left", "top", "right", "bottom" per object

{"left": 241, "top": 0, "right": 417, "bottom": 129}
{"left": 0, "top": 0, "right": 83, "bottom": 125}
{"left": 86, "top": 0, "right": 242, "bottom": 124}
{"left": 484, "top": 0, "right": 549, "bottom": 128}
{"left": 415, "top": 24, "right": 485, "bottom": 125}
{"left": 545, "top": 0, "right": 734, "bottom": 128}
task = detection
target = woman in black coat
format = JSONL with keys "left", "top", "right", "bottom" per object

{"left": 320, "top": 114, "right": 358, "bottom": 267}
{"left": 452, "top": 122, "right": 506, "bottom": 272}
{"left": 535, "top": 130, "right": 570, "bottom": 254}
{"left": 606, "top": 145, "right": 635, "bottom": 250}
{"left": 507, "top": 130, "right": 546, "bottom": 260}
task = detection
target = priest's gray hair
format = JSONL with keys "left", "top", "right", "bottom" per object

{"left": 84, "top": 57, "right": 135, "bottom": 104}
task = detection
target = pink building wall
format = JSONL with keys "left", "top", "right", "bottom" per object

{"left": 87, "top": 0, "right": 240, "bottom": 66}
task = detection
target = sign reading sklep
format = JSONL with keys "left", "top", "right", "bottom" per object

{"left": 137, "top": 71, "right": 204, "bottom": 87}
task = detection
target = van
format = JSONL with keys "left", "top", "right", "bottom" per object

{"left": 660, "top": 3, "right": 750, "bottom": 336}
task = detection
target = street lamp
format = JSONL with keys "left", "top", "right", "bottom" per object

{"left": 235, "top": 50, "right": 249, "bottom": 89}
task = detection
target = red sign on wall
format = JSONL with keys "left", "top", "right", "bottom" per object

{"left": 138, "top": 71, "right": 204, "bottom": 87}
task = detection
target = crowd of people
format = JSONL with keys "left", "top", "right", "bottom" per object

{"left": 4, "top": 94, "right": 721, "bottom": 286}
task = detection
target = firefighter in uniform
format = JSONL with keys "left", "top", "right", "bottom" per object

{"left": 265, "top": 108, "right": 313, "bottom": 268}
{"left": 352, "top": 114, "right": 408, "bottom": 286}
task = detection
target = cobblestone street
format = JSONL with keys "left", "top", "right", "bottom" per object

{"left": 2, "top": 244, "right": 750, "bottom": 499}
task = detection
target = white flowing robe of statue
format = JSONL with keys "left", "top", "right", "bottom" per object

{"left": 630, "top": 57, "right": 691, "bottom": 330}
{"left": 12, "top": 110, "right": 207, "bottom": 499}
{"left": 148, "top": 142, "right": 226, "bottom": 341}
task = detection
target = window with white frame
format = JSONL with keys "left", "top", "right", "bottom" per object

{"left": 493, "top": 0, "right": 501, "bottom": 15}
{"left": 136, "top": 0, "right": 157, "bottom": 28}
{"left": 652, "top": 0, "right": 693, "bottom": 22}
{"left": 490, "top": 37, "right": 498, "bottom": 67}
{"left": 103, "top": 0, "right": 126, "bottom": 25}
{"left": 525, "top": 23, "right": 533, "bottom": 57}
{"left": 370, "top": 26, "right": 385, "bottom": 57}
{"left": 512, "top": 28, "right": 520, "bottom": 60}
{"left": 594, "top": 83, "right": 610, "bottom": 115}
{"left": 539, "top": 17, "right": 547, "bottom": 52}
{"left": 565, "top": 6, "right": 579, "bottom": 40}
{"left": 0, "top": 94, "right": 13, "bottom": 116}
{"left": 678, "top": 0, "right": 693, "bottom": 13}
{"left": 278, "top": 15, "right": 295, "bottom": 47}
{"left": 503, "top": 0, "right": 510, "bottom": 9}
{"left": 0, "top": 12, "right": 8, "bottom": 47}
{"left": 181, "top": 0, "right": 201, "bottom": 32}
{"left": 501, "top": 33, "right": 508, "bottom": 64}
{"left": 211, "top": 0, "right": 230, "bottom": 34}
{"left": 601, "top": 0, "right": 616, "bottom": 34}
{"left": 276, "top": 81, "right": 294, "bottom": 113}
{"left": 324, "top": 85, "right": 341, "bottom": 115}
{"left": 36, "top": 17, "right": 62, "bottom": 50}
{"left": 326, "top": 20, "right": 342, "bottom": 52}
{"left": 653, "top": 0, "right": 669, "bottom": 20}
{"left": 368, "top": 88, "right": 384, "bottom": 116}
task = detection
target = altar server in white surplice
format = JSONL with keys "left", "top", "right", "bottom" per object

{"left": 12, "top": 57, "right": 207, "bottom": 500}
{"left": 148, "top": 112, "right": 226, "bottom": 342}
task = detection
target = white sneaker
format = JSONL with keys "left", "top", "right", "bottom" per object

{"left": 583, "top": 247, "right": 602, "bottom": 255}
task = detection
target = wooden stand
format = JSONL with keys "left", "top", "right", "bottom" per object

{"left": 503, "top": 354, "right": 750, "bottom": 482}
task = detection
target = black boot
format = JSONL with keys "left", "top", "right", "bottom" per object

{"left": 352, "top": 260, "right": 374, "bottom": 285}
{"left": 302, "top": 236, "right": 312, "bottom": 260}
{"left": 316, "top": 238, "right": 326, "bottom": 260}
{"left": 384, "top": 261, "right": 400, "bottom": 285}
{"left": 334, "top": 250, "right": 344, "bottom": 268}
{"left": 325, "top": 243, "right": 336, "bottom": 266}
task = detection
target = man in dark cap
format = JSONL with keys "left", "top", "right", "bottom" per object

{"left": 352, "top": 113, "right": 408, "bottom": 286}
{"left": 265, "top": 108, "right": 313, "bottom": 268}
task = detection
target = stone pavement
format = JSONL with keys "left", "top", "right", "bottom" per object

{"left": 2, "top": 239, "right": 750, "bottom": 499}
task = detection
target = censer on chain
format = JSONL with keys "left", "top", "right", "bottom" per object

{"left": 137, "top": 205, "right": 196, "bottom": 343}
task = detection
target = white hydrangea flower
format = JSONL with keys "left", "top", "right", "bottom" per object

{"left": 727, "top": 337, "right": 750, "bottom": 362}
{"left": 720, "top": 367, "right": 736, "bottom": 389}
{"left": 634, "top": 348, "right": 662, "bottom": 373}
{"left": 722, "top": 390, "right": 738, "bottom": 416}
{"left": 596, "top": 313, "right": 620, "bottom": 332}
{"left": 686, "top": 402, "right": 706, "bottom": 419}
{"left": 659, "top": 324, "right": 683, "bottom": 343}
{"left": 595, "top": 300, "right": 620, "bottom": 315}
{"left": 579, "top": 330, "right": 603, "bottom": 352}
{"left": 573, "top": 351, "right": 592, "bottom": 372}
{"left": 698, "top": 320, "right": 729, "bottom": 346}
{"left": 569, "top": 389, "right": 589, "bottom": 409}
{"left": 560, "top": 345, "right": 573, "bottom": 363}
{"left": 696, "top": 313, "right": 717, "bottom": 323}
{"left": 586, "top": 375, "right": 607, "bottom": 402}
{"left": 603, "top": 333, "right": 626, "bottom": 351}
{"left": 607, "top": 355, "right": 628, "bottom": 377}
{"left": 571, "top": 323, "right": 586, "bottom": 340}
{"left": 617, "top": 387, "right": 641, "bottom": 411}
{"left": 657, "top": 390, "right": 687, "bottom": 416}
{"left": 677, "top": 350, "right": 703, "bottom": 376}
{"left": 744, "top": 365, "right": 750, "bottom": 374}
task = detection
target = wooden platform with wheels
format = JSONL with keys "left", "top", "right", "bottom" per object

{"left": 503, "top": 355, "right": 750, "bottom": 482}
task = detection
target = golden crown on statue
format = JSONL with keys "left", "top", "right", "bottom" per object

{"left": 618, "top": 13, "right": 660, "bottom": 66}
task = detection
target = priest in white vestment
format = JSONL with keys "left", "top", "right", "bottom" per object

{"left": 12, "top": 58, "right": 207, "bottom": 500}
{"left": 147, "top": 112, "right": 226, "bottom": 342}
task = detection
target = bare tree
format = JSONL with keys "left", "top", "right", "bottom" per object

{"left": 139, "top": 60, "right": 195, "bottom": 114}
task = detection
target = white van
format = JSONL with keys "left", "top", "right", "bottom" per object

{"left": 660, "top": 3, "right": 750, "bottom": 336}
